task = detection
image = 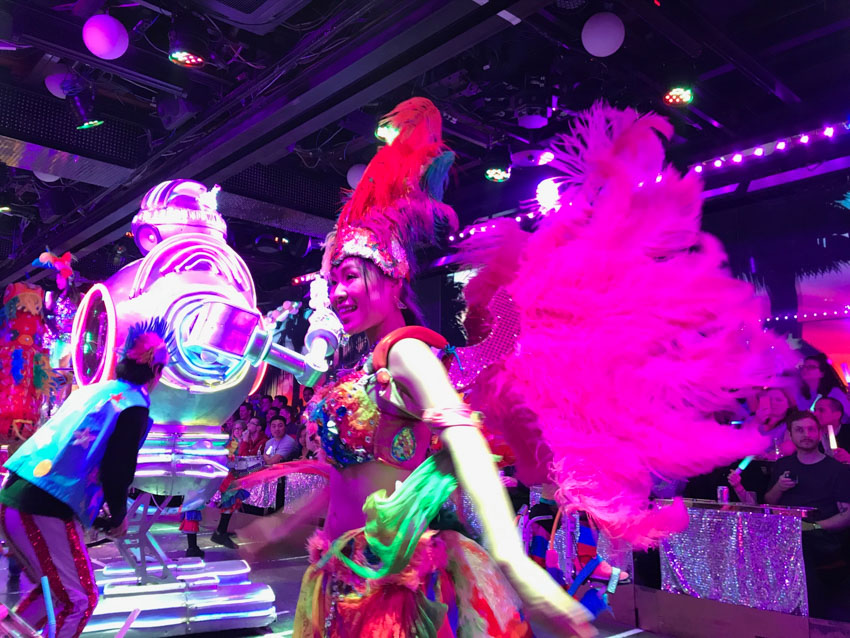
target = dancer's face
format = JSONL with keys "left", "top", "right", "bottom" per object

{"left": 329, "top": 257, "right": 401, "bottom": 335}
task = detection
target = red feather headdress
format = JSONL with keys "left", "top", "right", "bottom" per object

{"left": 322, "top": 97, "right": 458, "bottom": 280}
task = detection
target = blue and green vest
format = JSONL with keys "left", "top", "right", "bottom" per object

{"left": 4, "top": 379, "right": 151, "bottom": 526}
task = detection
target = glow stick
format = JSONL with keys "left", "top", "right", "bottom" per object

{"left": 115, "top": 608, "right": 141, "bottom": 638}
{"left": 41, "top": 576, "right": 56, "bottom": 638}
{"left": 828, "top": 425, "right": 838, "bottom": 450}
{"left": 734, "top": 455, "right": 754, "bottom": 475}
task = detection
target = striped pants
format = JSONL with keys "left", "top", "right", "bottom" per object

{"left": 0, "top": 505, "right": 98, "bottom": 638}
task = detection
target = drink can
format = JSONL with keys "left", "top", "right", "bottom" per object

{"left": 717, "top": 486, "right": 730, "bottom": 503}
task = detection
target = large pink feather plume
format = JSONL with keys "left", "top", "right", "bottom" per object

{"left": 456, "top": 103, "right": 797, "bottom": 548}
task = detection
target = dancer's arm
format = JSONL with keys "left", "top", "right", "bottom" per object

{"left": 389, "top": 338, "right": 595, "bottom": 637}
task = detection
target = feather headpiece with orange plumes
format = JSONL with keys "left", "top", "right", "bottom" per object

{"left": 322, "top": 97, "right": 458, "bottom": 280}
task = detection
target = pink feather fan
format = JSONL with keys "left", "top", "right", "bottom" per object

{"left": 459, "top": 103, "right": 797, "bottom": 548}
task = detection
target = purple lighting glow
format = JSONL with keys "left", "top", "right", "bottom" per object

{"left": 800, "top": 134, "right": 810, "bottom": 144}
{"left": 824, "top": 126, "right": 835, "bottom": 138}
{"left": 732, "top": 153, "right": 743, "bottom": 163}
{"left": 754, "top": 147, "right": 764, "bottom": 156}
{"left": 713, "top": 159, "right": 723, "bottom": 168}
{"left": 694, "top": 165, "right": 703, "bottom": 173}
{"left": 776, "top": 141, "right": 787, "bottom": 150}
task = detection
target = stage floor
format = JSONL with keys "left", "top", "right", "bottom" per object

{"left": 1, "top": 510, "right": 662, "bottom": 638}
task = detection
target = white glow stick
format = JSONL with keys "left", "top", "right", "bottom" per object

{"left": 828, "top": 424, "right": 838, "bottom": 450}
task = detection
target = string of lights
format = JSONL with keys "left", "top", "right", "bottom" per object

{"left": 760, "top": 306, "right": 850, "bottom": 323}
{"left": 292, "top": 271, "right": 321, "bottom": 285}
{"left": 691, "top": 121, "right": 850, "bottom": 174}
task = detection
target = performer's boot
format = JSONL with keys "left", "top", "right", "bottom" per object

{"left": 573, "top": 517, "right": 629, "bottom": 586}
{"left": 211, "top": 513, "right": 238, "bottom": 549}
{"left": 186, "top": 533, "right": 205, "bottom": 559}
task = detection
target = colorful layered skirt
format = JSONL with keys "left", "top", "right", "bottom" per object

{"left": 294, "top": 527, "right": 533, "bottom": 637}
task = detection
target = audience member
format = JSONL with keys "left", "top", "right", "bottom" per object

{"left": 264, "top": 408, "right": 279, "bottom": 436}
{"left": 228, "top": 420, "right": 245, "bottom": 455}
{"left": 765, "top": 410, "right": 850, "bottom": 620}
{"left": 726, "top": 468, "right": 757, "bottom": 504}
{"left": 814, "top": 397, "right": 850, "bottom": 464}
{"left": 273, "top": 395, "right": 288, "bottom": 410}
{"left": 238, "top": 402, "right": 253, "bottom": 422}
{"left": 259, "top": 394, "right": 273, "bottom": 414}
{"left": 798, "top": 354, "right": 850, "bottom": 421}
{"left": 263, "top": 417, "right": 298, "bottom": 465}
{"left": 238, "top": 417, "right": 267, "bottom": 456}
{"left": 745, "top": 387, "right": 795, "bottom": 456}
{"left": 299, "top": 426, "right": 324, "bottom": 461}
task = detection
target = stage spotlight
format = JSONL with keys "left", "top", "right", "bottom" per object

{"left": 156, "top": 93, "right": 202, "bottom": 130}
{"left": 663, "top": 87, "right": 693, "bottom": 106}
{"left": 536, "top": 178, "right": 561, "bottom": 213}
{"left": 67, "top": 86, "right": 103, "bottom": 130}
{"left": 168, "top": 14, "right": 209, "bottom": 68}
{"left": 484, "top": 145, "right": 512, "bottom": 182}
{"left": 254, "top": 234, "right": 289, "bottom": 253}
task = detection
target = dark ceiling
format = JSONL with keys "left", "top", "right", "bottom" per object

{"left": 1, "top": 0, "right": 849, "bottom": 311}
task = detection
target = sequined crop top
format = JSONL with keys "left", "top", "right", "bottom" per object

{"left": 306, "top": 327, "right": 449, "bottom": 471}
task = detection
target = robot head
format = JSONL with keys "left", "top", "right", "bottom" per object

{"left": 132, "top": 180, "right": 226, "bottom": 255}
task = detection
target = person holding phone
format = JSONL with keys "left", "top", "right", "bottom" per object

{"left": 765, "top": 411, "right": 850, "bottom": 517}
{"left": 765, "top": 410, "right": 850, "bottom": 619}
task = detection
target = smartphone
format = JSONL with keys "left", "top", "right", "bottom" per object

{"left": 784, "top": 470, "right": 798, "bottom": 483}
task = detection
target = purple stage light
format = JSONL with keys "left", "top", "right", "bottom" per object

{"left": 732, "top": 153, "right": 743, "bottom": 163}
{"left": 753, "top": 147, "right": 764, "bottom": 156}
{"left": 776, "top": 141, "right": 787, "bottom": 150}
{"left": 694, "top": 165, "right": 703, "bottom": 173}
{"left": 800, "top": 134, "right": 810, "bottom": 144}
{"left": 824, "top": 126, "right": 835, "bottom": 138}
{"left": 713, "top": 159, "right": 723, "bottom": 168}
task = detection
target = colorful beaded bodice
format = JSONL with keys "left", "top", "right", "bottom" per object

{"left": 307, "top": 328, "right": 450, "bottom": 470}
{"left": 312, "top": 367, "right": 379, "bottom": 467}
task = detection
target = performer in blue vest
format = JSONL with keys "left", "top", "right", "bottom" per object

{"left": 0, "top": 318, "right": 169, "bottom": 638}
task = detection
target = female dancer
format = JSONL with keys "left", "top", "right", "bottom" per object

{"left": 291, "top": 97, "right": 593, "bottom": 637}
{"left": 259, "top": 98, "right": 792, "bottom": 637}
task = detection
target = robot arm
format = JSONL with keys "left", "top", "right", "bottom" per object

{"left": 183, "top": 300, "right": 341, "bottom": 387}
